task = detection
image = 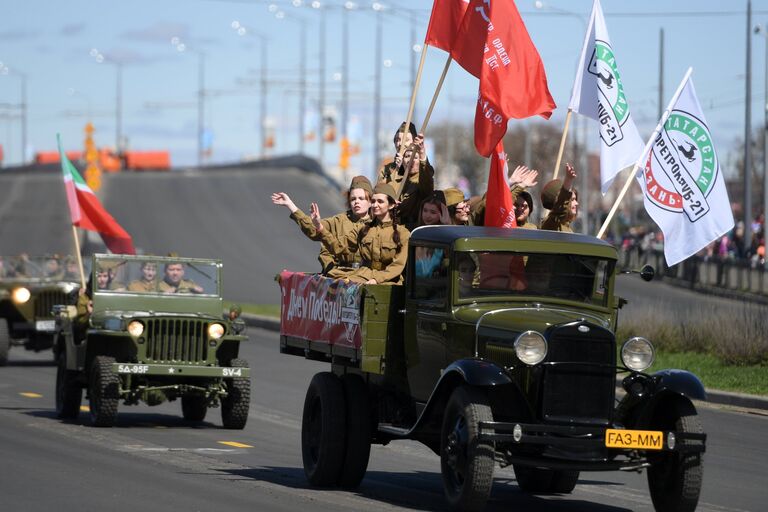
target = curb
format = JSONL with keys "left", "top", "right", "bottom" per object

{"left": 242, "top": 313, "right": 768, "bottom": 411}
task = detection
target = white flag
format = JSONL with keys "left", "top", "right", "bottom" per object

{"left": 568, "top": 0, "right": 644, "bottom": 193}
{"left": 636, "top": 72, "right": 734, "bottom": 267}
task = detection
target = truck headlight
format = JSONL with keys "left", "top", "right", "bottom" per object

{"left": 12, "top": 287, "right": 31, "bottom": 304}
{"left": 621, "top": 337, "right": 655, "bottom": 371}
{"left": 514, "top": 330, "right": 547, "bottom": 366}
{"left": 127, "top": 320, "right": 144, "bottom": 337}
{"left": 208, "top": 323, "right": 225, "bottom": 340}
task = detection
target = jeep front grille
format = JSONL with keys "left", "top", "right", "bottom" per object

{"left": 541, "top": 324, "right": 615, "bottom": 425}
{"left": 144, "top": 318, "right": 209, "bottom": 364}
{"left": 35, "top": 291, "right": 68, "bottom": 318}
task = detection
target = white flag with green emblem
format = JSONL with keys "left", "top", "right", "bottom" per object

{"left": 636, "top": 72, "right": 734, "bottom": 266}
{"left": 568, "top": 0, "right": 644, "bottom": 193}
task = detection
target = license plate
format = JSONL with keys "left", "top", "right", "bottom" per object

{"left": 605, "top": 429, "right": 664, "bottom": 450}
{"left": 35, "top": 320, "right": 56, "bottom": 332}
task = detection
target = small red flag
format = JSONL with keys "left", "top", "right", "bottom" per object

{"left": 484, "top": 141, "right": 516, "bottom": 228}
{"left": 451, "top": 0, "right": 556, "bottom": 156}
{"left": 424, "top": 0, "right": 471, "bottom": 53}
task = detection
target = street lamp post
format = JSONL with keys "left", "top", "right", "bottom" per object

{"left": 274, "top": 9, "right": 308, "bottom": 154}
{"left": 373, "top": 4, "right": 383, "bottom": 173}
{"left": 90, "top": 49, "right": 124, "bottom": 153}
{"left": 755, "top": 22, "right": 768, "bottom": 268}
{"left": 171, "top": 37, "right": 205, "bottom": 167}
{"left": 1, "top": 63, "right": 28, "bottom": 164}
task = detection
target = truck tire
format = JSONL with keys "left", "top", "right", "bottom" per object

{"left": 221, "top": 359, "right": 250, "bottom": 429}
{"left": 182, "top": 395, "right": 208, "bottom": 422}
{"left": 440, "top": 385, "right": 495, "bottom": 512}
{"left": 514, "top": 466, "right": 579, "bottom": 494}
{"left": 0, "top": 318, "right": 10, "bottom": 366}
{"left": 89, "top": 356, "right": 120, "bottom": 427}
{"left": 301, "top": 372, "right": 346, "bottom": 487}
{"left": 337, "top": 374, "right": 372, "bottom": 489}
{"left": 55, "top": 350, "right": 82, "bottom": 419}
{"left": 647, "top": 397, "right": 703, "bottom": 512}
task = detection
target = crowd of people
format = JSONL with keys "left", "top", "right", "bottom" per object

{"left": 272, "top": 122, "right": 581, "bottom": 285}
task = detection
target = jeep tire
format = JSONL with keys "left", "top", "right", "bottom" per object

{"left": 55, "top": 350, "right": 82, "bottom": 419}
{"left": 182, "top": 394, "right": 208, "bottom": 422}
{"left": 0, "top": 318, "right": 10, "bottom": 366}
{"left": 89, "top": 356, "right": 120, "bottom": 427}
{"left": 301, "top": 372, "right": 346, "bottom": 487}
{"left": 221, "top": 358, "right": 250, "bottom": 429}
{"left": 337, "top": 373, "right": 372, "bottom": 489}
{"left": 440, "top": 385, "right": 495, "bottom": 512}
{"left": 647, "top": 397, "right": 703, "bottom": 512}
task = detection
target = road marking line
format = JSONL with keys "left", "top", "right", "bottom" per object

{"left": 20, "top": 392, "right": 42, "bottom": 398}
{"left": 218, "top": 441, "right": 253, "bottom": 448}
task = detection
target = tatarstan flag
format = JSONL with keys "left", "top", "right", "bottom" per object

{"left": 58, "top": 134, "right": 136, "bottom": 254}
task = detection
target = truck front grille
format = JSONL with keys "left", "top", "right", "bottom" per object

{"left": 35, "top": 291, "right": 68, "bottom": 318}
{"left": 144, "top": 318, "right": 209, "bottom": 364}
{"left": 541, "top": 324, "right": 615, "bottom": 425}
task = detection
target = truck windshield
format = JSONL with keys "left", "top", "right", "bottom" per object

{"left": 456, "top": 251, "right": 612, "bottom": 307}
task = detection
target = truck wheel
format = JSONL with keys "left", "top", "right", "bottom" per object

{"left": 89, "top": 356, "right": 120, "bottom": 427}
{"left": 221, "top": 359, "right": 250, "bottom": 429}
{"left": 337, "top": 374, "right": 372, "bottom": 489}
{"left": 182, "top": 395, "right": 208, "bottom": 422}
{"left": 550, "top": 470, "right": 580, "bottom": 493}
{"left": 647, "top": 397, "right": 703, "bottom": 512}
{"left": 0, "top": 318, "right": 10, "bottom": 366}
{"left": 514, "top": 466, "right": 553, "bottom": 493}
{"left": 301, "top": 372, "right": 346, "bottom": 487}
{"left": 55, "top": 350, "right": 82, "bottom": 419}
{"left": 440, "top": 385, "right": 495, "bottom": 512}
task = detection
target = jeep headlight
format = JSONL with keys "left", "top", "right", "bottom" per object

{"left": 621, "top": 337, "right": 655, "bottom": 371}
{"left": 208, "top": 323, "right": 225, "bottom": 340}
{"left": 514, "top": 331, "right": 547, "bottom": 366}
{"left": 127, "top": 320, "right": 144, "bottom": 337}
{"left": 12, "top": 287, "right": 31, "bottom": 304}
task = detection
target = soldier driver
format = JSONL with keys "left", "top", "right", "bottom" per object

{"left": 159, "top": 262, "right": 204, "bottom": 294}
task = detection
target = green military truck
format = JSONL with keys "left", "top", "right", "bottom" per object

{"left": 0, "top": 255, "right": 80, "bottom": 365}
{"left": 279, "top": 226, "right": 707, "bottom": 512}
{"left": 55, "top": 253, "right": 250, "bottom": 429}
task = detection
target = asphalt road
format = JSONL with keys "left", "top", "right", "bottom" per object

{"left": 1, "top": 327, "right": 766, "bottom": 512}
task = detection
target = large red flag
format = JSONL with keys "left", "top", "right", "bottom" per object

{"left": 424, "top": 0, "right": 470, "bottom": 53}
{"left": 484, "top": 141, "right": 516, "bottom": 228}
{"left": 451, "top": 0, "right": 556, "bottom": 156}
{"left": 58, "top": 135, "right": 136, "bottom": 254}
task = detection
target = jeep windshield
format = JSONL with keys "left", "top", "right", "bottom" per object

{"left": 0, "top": 255, "right": 84, "bottom": 282}
{"left": 94, "top": 256, "right": 220, "bottom": 297}
{"left": 455, "top": 251, "right": 613, "bottom": 307}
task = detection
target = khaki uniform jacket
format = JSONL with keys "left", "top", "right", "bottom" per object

{"left": 540, "top": 186, "right": 574, "bottom": 232}
{"left": 290, "top": 209, "right": 369, "bottom": 273}
{"left": 75, "top": 292, "right": 91, "bottom": 329}
{"left": 377, "top": 160, "right": 434, "bottom": 230}
{"left": 320, "top": 220, "right": 411, "bottom": 284}
{"left": 127, "top": 279, "right": 158, "bottom": 292}
{"left": 159, "top": 278, "right": 202, "bottom": 293}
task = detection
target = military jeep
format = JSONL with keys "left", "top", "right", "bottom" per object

{"left": 55, "top": 253, "right": 250, "bottom": 429}
{"left": 279, "top": 226, "right": 707, "bottom": 512}
{"left": 0, "top": 255, "right": 81, "bottom": 366}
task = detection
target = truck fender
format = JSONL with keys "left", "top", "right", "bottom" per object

{"left": 651, "top": 369, "right": 707, "bottom": 401}
{"left": 617, "top": 369, "right": 706, "bottom": 428}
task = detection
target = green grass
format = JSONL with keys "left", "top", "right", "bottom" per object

{"left": 223, "top": 301, "right": 280, "bottom": 317}
{"left": 651, "top": 350, "right": 768, "bottom": 396}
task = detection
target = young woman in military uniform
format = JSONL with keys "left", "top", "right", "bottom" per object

{"left": 310, "top": 182, "right": 410, "bottom": 285}
{"left": 540, "top": 163, "right": 579, "bottom": 232}
{"left": 272, "top": 176, "right": 372, "bottom": 274}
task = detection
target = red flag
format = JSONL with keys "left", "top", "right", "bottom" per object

{"left": 424, "top": 0, "right": 470, "bottom": 53}
{"left": 58, "top": 135, "right": 136, "bottom": 254}
{"left": 451, "top": 0, "right": 556, "bottom": 156}
{"left": 484, "top": 141, "right": 516, "bottom": 228}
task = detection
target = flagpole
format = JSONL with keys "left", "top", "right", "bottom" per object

{"left": 596, "top": 67, "right": 693, "bottom": 239}
{"left": 552, "top": 109, "right": 573, "bottom": 180}
{"left": 71, "top": 225, "right": 86, "bottom": 290}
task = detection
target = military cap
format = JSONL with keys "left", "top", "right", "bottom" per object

{"left": 443, "top": 188, "right": 466, "bottom": 207}
{"left": 517, "top": 190, "right": 534, "bottom": 215}
{"left": 541, "top": 179, "right": 562, "bottom": 210}
{"left": 373, "top": 182, "right": 398, "bottom": 202}
{"left": 349, "top": 175, "right": 373, "bottom": 196}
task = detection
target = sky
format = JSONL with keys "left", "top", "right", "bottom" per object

{"left": 3, "top": 0, "right": 768, "bottom": 176}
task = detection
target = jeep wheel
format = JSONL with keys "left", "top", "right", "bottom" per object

{"left": 88, "top": 356, "right": 120, "bottom": 427}
{"left": 515, "top": 466, "right": 579, "bottom": 494}
{"left": 55, "top": 351, "right": 82, "bottom": 419}
{"left": 0, "top": 318, "right": 10, "bottom": 366}
{"left": 182, "top": 395, "right": 208, "bottom": 422}
{"left": 221, "top": 358, "right": 250, "bottom": 429}
{"left": 440, "top": 386, "right": 495, "bottom": 512}
{"left": 301, "top": 372, "right": 346, "bottom": 487}
{"left": 647, "top": 397, "right": 703, "bottom": 512}
{"left": 337, "top": 374, "right": 371, "bottom": 489}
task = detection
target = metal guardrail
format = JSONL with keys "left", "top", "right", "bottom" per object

{"left": 619, "top": 248, "right": 768, "bottom": 301}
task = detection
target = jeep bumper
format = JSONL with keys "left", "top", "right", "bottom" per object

{"left": 112, "top": 363, "right": 250, "bottom": 378}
